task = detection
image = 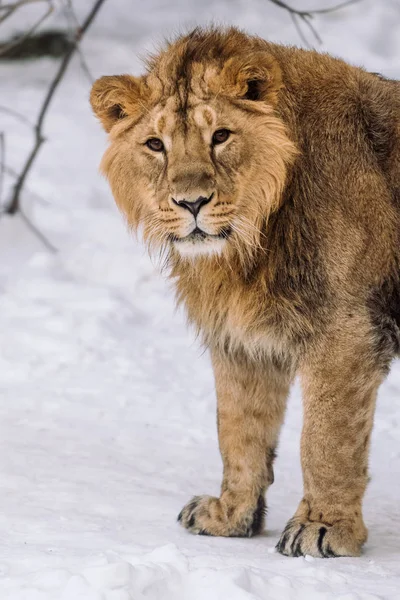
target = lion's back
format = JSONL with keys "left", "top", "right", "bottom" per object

{"left": 265, "top": 44, "right": 400, "bottom": 356}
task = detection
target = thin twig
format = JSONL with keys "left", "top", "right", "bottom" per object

{"left": 268, "top": 0, "right": 362, "bottom": 45}
{"left": 64, "top": 0, "right": 94, "bottom": 83}
{"left": 3, "top": 164, "right": 51, "bottom": 205}
{"left": 302, "top": 13, "right": 322, "bottom": 45}
{"left": 5, "top": 0, "right": 107, "bottom": 215}
{"left": 0, "top": 0, "right": 49, "bottom": 25}
{"left": 0, "top": 105, "right": 34, "bottom": 128}
{"left": 300, "top": 0, "right": 361, "bottom": 16}
{"left": 290, "top": 13, "right": 310, "bottom": 49}
{"left": 0, "top": 6, "right": 16, "bottom": 23}
{"left": 0, "top": 162, "right": 57, "bottom": 251}
{"left": 2, "top": 165, "right": 18, "bottom": 179}
{"left": 268, "top": 0, "right": 360, "bottom": 18}
{"left": 0, "top": 133, "right": 5, "bottom": 210}
{"left": 0, "top": 3, "right": 54, "bottom": 57}
{"left": 19, "top": 207, "right": 57, "bottom": 252}
{"left": 0, "top": 0, "right": 46, "bottom": 9}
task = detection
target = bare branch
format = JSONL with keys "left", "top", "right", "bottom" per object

{"left": 0, "top": 133, "right": 5, "bottom": 210}
{"left": 301, "top": 0, "right": 362, "bottom": 16}
{"left": 290, "top": 13, "right": 311, "bottom": 49}
{"left": 5, "top": 0, "right": 107, "bottom": 215}
{"left": 0, "top": 0, "right": 49, "bottom": 24}
{"left": 0, "top": 162, "right": 57, "bottom": 252}
{"left": 268, "top": 0, "right": 360, "bottom": 18}
{"left": 19, "top": 206, "right": 57, "bottom": 253}
{"left": 302, "top": 13, "right": 322, "bottom": 45}
{"left": 0, "top": 2, "right": 54, "bottom": 57}
{"left": 268, "top": 0, "right": 362, "bottom": 45}
{"left": 64, "top": 0, "right": 94, "bottom": 83}
{"left": 0, "top": 5, "right": 17, "bottom": 23}
{"left": 0, "top": 105, "right": 34, "bottom": 127}
{"left": 0, "top": 0, "right": 47, "bottom": 9}
{"left": 3, "top": 164, "right": 51, "bottom": 206}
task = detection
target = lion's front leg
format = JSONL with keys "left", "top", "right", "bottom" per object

{"left": 178, "top": 350, "right": 291, "bottom": 537}
{"left": 277, "top": 320, "right": 385, "bottom": 558}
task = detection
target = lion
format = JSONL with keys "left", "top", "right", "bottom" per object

{"left": 90, "top": 27, "right": 400, "bottom": 558}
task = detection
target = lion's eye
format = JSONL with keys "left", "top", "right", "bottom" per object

{"left": 146, "top": 138, "right": 164, "bottom": 152}
{"left": 212, "top": 129, "right": 230, "bottom": 145}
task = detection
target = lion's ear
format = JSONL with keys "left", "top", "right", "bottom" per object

{"left": 90, "top": 75, "right": 144, "bottom": 132}
{"left": 218, "top": 52, "right": 282, "bottom": 106}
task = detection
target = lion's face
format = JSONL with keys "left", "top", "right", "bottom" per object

{"left": 91, "top": 30, "right": 297, "bottom": 261}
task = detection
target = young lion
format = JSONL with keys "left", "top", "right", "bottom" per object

{"left": 90, "top": 27, "right": 400, "bottom": 558}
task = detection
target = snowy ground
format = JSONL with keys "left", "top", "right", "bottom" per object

{"left": 1, "top": 0, "right": 400, "bottom": 598}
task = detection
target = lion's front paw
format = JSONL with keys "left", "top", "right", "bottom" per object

{"left": 178, "top": 494, "right": 265, "bottom": 537}
{"left": 276, "top": 516, "right": 367, "bottom": 558}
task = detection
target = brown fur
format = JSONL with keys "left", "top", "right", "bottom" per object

{"left": 90, "top": 27, "right": 400, "bottom": 558}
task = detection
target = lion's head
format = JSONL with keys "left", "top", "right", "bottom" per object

{"left": 91, "top": 28, "right": 297, "bottom": 263}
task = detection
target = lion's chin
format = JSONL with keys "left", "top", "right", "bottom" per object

{"left": 173, "top": 234, "right": 227, "bottom": 258}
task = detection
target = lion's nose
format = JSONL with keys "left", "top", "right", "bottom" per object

{"left": 172, "top": 193, "right": 214, "bottom": 218}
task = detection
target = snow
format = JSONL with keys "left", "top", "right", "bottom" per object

{"left": 0, "top": 0, "right": 400, "bottom": 598}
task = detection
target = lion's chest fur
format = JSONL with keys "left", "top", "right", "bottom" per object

{"left": 175, "top": 264, "right": 298, "bottom": 363}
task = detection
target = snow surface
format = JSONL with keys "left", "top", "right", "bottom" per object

{"left": 1, "top": 0, "right": 400, "bottom": 598}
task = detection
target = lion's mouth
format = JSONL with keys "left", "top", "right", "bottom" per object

{"left": 171, "top": 226, "right": 231, "bottom": 243}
